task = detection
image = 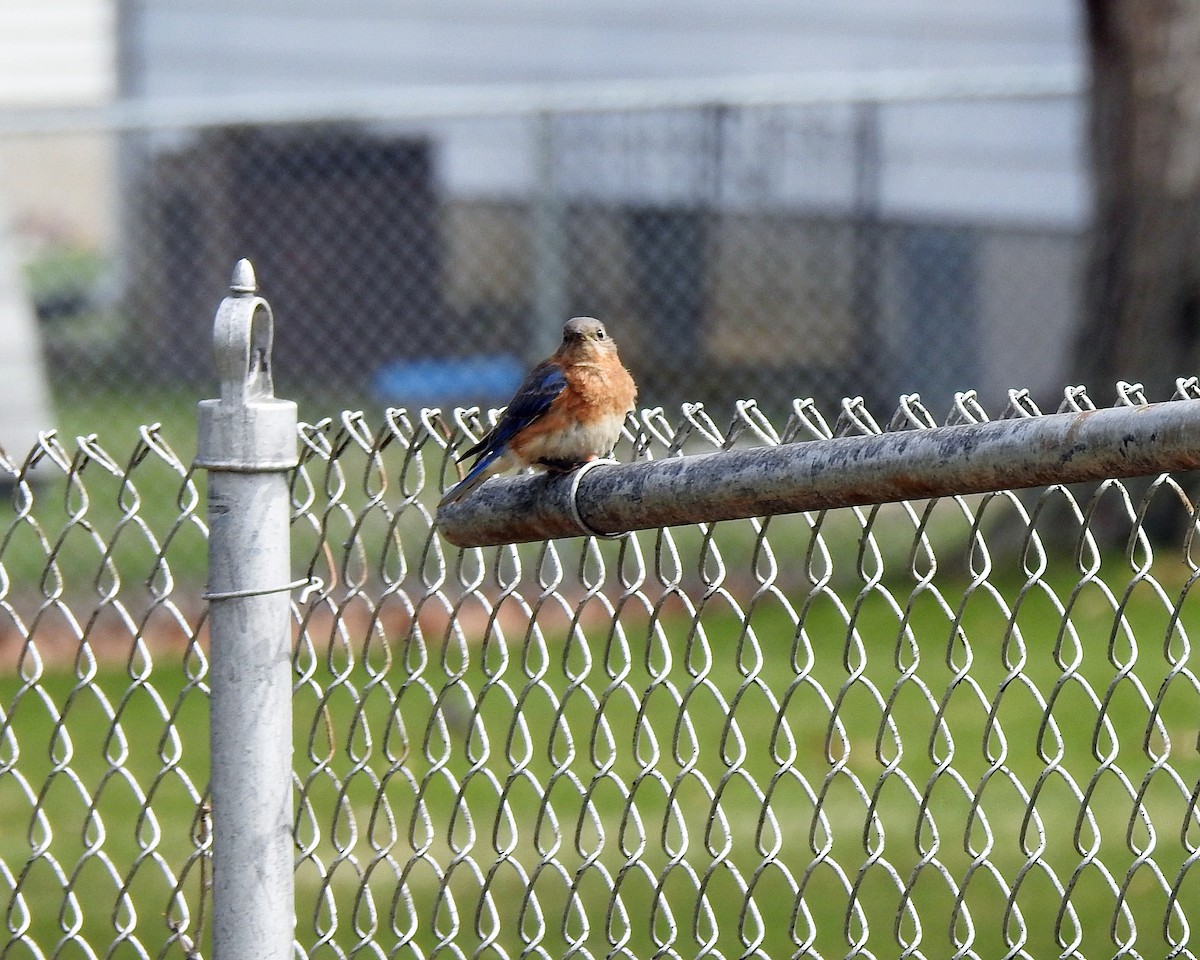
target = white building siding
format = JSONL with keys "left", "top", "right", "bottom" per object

{"left": 0, "top": 0, "right": 114, "bottom": 106}
{"left": 117, "top": 0, "right": 1087, "bottom": 227}
{"left": 125, "top": 0, "right": 1082, "bottom": 93}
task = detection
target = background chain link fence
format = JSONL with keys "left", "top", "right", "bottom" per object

{"left": 3, "top": 79, "right": 1082, "bottom": 434}
{"left": 3, "top": 385, "right": 1200, "bottom": 958}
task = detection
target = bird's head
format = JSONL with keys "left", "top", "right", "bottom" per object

{"left": 560, "top": 317, "right": 617, "bottom": 356}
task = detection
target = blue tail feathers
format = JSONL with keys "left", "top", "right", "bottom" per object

{"left": 437, "top": 447, "right": 505, "bottom": 507}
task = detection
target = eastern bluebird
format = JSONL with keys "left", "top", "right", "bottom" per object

{"left": 437, "top": 317, "right": 637, "bottom": 507}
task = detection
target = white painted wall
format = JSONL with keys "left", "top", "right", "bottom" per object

{"left": 118, "top": 0, "right": 1087, "bottom": 226}
{"left": 0, "top": 0, "right": 114, "bottom": 106}
{"left": 122, "top": 0, "right": 1080, "bottom": 93}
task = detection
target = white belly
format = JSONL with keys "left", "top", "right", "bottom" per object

{"left": 522, "top": 413, "right": 624, "bottom": 465}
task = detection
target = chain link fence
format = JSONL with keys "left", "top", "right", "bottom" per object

{"left": 3, "top": 75, "right": 1083, "bottom": 430}
{"left": 3, "top": 363, "right": 1200, "bottom": 957}
{"left": 6, "top": 67, "right": 1197, "bottom": 960}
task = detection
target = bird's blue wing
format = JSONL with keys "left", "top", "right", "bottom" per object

{"left": 459, "top": 361, "right": 567, "bottom": 462}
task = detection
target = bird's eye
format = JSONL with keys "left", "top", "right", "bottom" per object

{"left": 595, "top": 329, "right": 606, "bottom": 339}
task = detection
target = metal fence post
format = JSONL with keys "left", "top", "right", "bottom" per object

{"left": 196, "top": 259, "right": 298, "bottom": 960}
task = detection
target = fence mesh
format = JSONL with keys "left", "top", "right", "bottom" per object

{"left": 5, "top": 88, "right": 1082, "bottom": 425}
{"left": 2, "top": 388, "right": 1200, "bottom": 958}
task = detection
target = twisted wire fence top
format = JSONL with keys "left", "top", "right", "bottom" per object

{"left": 2, "top": 387, "right": 1200, "bottom": 958}
{"left": 0, "top": 424, "right": 211, "bottom": 960}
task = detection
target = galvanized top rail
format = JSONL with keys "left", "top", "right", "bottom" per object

{"left": 0, "top": 65, "right": 1084, "bottom": 137}
{"left": 437, "top": 396, "right": 1200, "bottom": 546}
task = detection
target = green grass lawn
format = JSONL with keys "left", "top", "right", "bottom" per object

{"left": 3, "top": 545, "right": 1196, "bottom": 959}
{"left": 0, "top": 389, "right": 397, "bottom": 600}
{"left": 4, "top": 398, "right": 1200, "bottom": 956}
{"left": 296, "top": 561, "right": 1199, "bottom": 960}
{"left": 0, "top": 653, "right": 212, "bottom": 959}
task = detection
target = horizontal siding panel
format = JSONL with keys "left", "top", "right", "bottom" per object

{"left": 0, "top": 0, "right": 113, "bottom": 105}
{"left": 133, "top": 1, "right": 1082, "bottom": 91}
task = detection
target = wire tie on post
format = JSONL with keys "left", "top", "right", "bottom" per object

{"left": 203, "top": 576, "right": 323, "bottom": 603}
{"left": 566, "top": 458, "right": 626, "bottom": 540}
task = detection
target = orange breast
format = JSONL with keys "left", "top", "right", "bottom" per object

{"left": 561, "top": 357, "right": 637, "bottom": 418}
{"left": 509, "top": 357, "right": 636, "bottom": 465}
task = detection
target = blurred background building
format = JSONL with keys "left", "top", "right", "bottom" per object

{"left": 0, "top": 1, "right": 1087, "bottom": 445}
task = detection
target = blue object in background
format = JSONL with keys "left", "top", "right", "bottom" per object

{"left": 374, "top": 355, "right": 526, "bottom": 408}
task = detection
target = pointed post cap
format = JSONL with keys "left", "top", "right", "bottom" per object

{"left": 229, "top": 257, "right": 257, "bottom": 296}
{"left": 195, "top": 259, "right": 298, "bottom": 472}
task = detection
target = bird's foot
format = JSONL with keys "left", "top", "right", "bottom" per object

{"left": 538, "top": 455, "right": 594, "bottom": 473}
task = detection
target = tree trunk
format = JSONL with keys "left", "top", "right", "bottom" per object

{"left": 1078, "top": 0, "right": 1200, "bottom": 401}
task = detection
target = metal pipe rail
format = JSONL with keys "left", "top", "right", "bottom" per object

{"left": 0, "top": 65, "right": 1083, "bottom": 137}
{"left": 436, "top": 398, "right": 1200, "bottom": 547}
